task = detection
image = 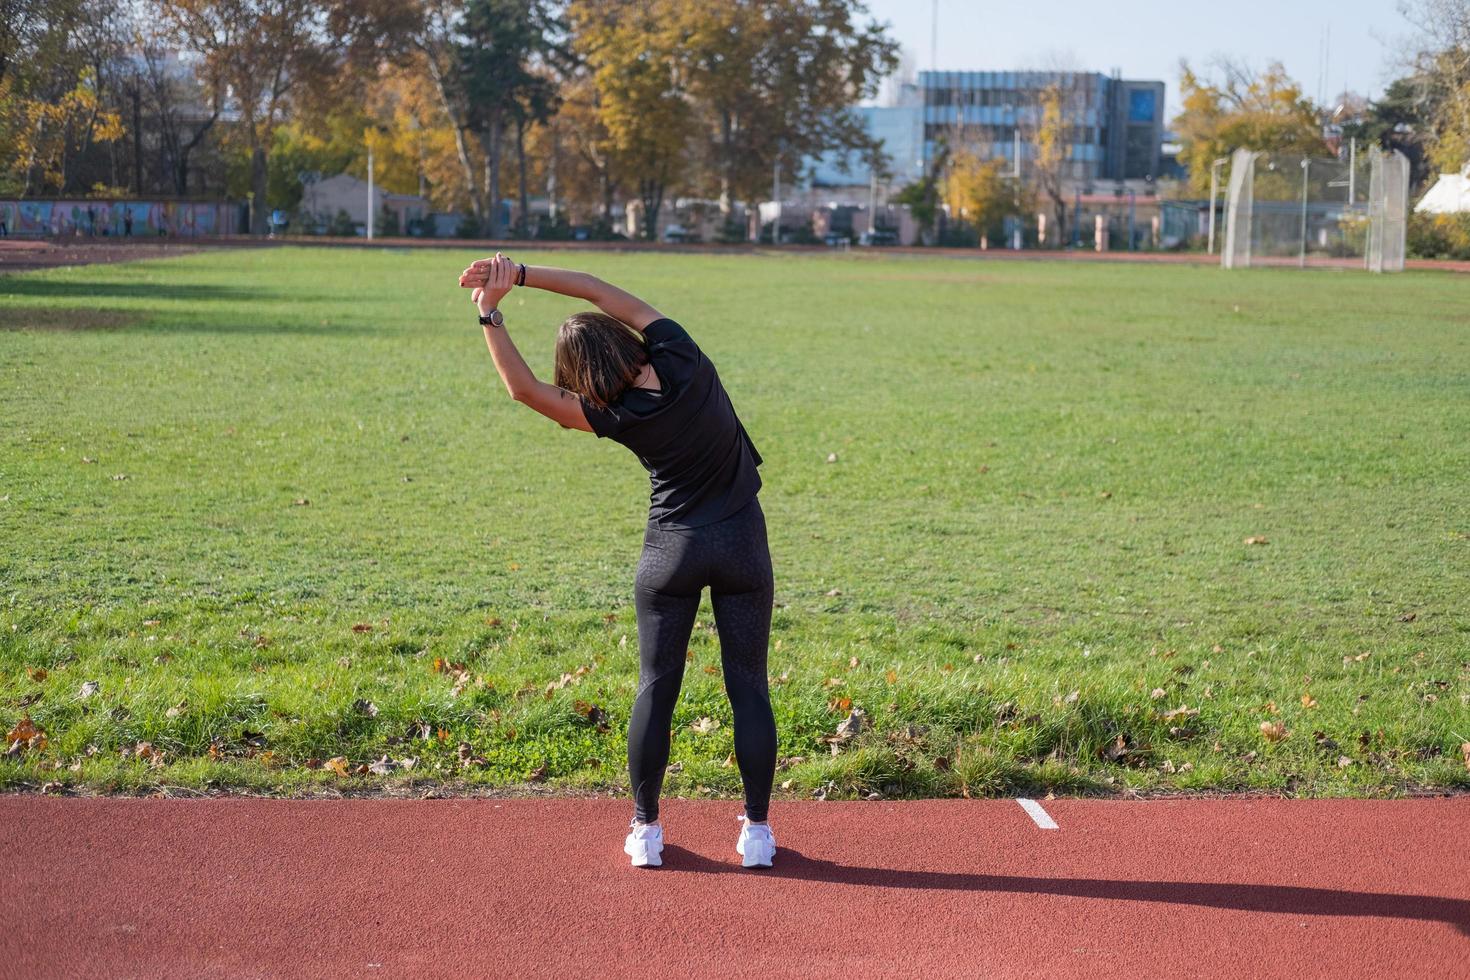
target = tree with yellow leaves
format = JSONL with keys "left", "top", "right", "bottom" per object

{"left": 1173, "top": 61, "right": 1329, "bottom": 196}
{"left": 942, "top": 146, "right": 1028, "bottom": 245}
{"left": 568, "top": 0, "right": 689, "bottom": 238}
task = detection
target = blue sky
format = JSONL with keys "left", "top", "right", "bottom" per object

{"left": 862, "top": 0, "right": 1414, "bottom": 115}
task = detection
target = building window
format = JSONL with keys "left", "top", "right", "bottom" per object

{"left": 1128, "top": 88, "right": 1156, "bottom": 124}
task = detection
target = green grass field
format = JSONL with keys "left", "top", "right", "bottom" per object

{"left": 2, "top": 246, "right": 1467, "bottom": 798}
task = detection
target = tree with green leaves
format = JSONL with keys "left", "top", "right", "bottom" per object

{"left": 451, "top": 0, "right": 562, "bottom": 238}
{"left": 669, "top": 0, "right": 898, "bottom": 217}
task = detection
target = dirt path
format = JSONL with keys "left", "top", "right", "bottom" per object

{"left": 2, "top": 796, "right": 1465, "bottom": 977}
{"left": 4, "top": 235, "right": 1467, "bottom": 273}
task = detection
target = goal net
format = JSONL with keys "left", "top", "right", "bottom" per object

{"left": 1220, "top": 145, "right": 1410, "bottom": 271}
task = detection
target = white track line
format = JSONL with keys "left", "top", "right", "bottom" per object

{"left": 1016, "top": 798, "right": 1059, "bottom": 830}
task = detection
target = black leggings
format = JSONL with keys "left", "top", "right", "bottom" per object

{"left": 627, "top": 496, "right": 777, "bottom": 823}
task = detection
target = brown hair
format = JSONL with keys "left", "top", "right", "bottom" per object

{"left": 554, "top": 312, "right": 648, "bottom": 409}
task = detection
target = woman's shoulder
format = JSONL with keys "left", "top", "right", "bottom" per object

{"left": 643, "top": 317, "right": 694, "bottom": 347}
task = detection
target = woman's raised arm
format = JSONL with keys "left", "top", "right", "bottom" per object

{"left": 459, "top": 258, "right": 663, "bottom": 332}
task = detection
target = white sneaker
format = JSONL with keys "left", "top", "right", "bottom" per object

{"left": 735, "top": 814, "right": 776, "bottom": 868}
{"left": 624, "top": 819, "right": 663, "bottom": 868}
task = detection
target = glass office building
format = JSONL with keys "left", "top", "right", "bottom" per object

{"left": 806, "top": 70, "right": 1165, "bottom": 191}
{"left": 919, "top": 70, "right": 1164, "bottom": 184}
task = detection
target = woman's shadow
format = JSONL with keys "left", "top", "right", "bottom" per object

{"left": 658, "top": 845, "right": 1470, "bottom": 937}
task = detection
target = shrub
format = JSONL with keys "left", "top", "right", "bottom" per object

{"left": 1407, "top": 211, "right": 1470, "bottom": 260}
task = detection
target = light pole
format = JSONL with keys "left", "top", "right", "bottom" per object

{"left": 366, "top": 140, "right": 375, "bottom": 240}
{"left": 1298, "top": 158, "right": 1311, "bottom": 268}
{"left": 1207, "top": 156, "right": 1228, "bottom": 254}
{"left": 771, "top": 146, "right": 781, "bottom": 244}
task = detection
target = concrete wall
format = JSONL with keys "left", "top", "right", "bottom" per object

{"left": 0, "top": 199, "right": 237, "bottom": 237}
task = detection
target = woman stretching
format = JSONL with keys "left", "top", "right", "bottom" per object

{"left": 458, "top": 253, "right": 778, "bottom": 869}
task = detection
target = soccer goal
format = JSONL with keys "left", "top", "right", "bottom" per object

{"left": 1221, "top": 145, "right": 1409, "bottom": 272}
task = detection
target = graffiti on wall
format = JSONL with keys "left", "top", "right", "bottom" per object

{"left": 0, "top": 200, "right": 238, "bottom": 237}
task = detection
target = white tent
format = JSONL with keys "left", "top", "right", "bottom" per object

{"left": 1415, "top": 165, "right": 1470, "bottom": 214}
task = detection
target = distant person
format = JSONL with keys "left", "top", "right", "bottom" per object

{"left": 124, "top": 208, "right": 133, "bottom": 237}
{"left": 269, "top": 209, "right": 286, "bottom": 239}
{"left": 87, "top": 206, "right": 96, "bottom": 237}
{"left": 0, "top": 210, "right": 8, "bottom": 236}
{"left": 458, "top": 253, "right": 778, "bottom": 871}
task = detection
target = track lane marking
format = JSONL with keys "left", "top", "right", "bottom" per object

{"left": 1016, "top": 798, "right": 1058, "bottom": 830}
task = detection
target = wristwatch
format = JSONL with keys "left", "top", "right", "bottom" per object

{"left": 478, "top": 308, "right": 504, "bottom": 328}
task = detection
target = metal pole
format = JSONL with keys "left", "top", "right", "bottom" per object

{"left": 367, "top": 142, "right": 374, "bottom": 240}
{"left": 1207, "top": 157, "right": 1226, "bottom": 254}
{"left": 1298, "top": 159, "right": 1310, "bottom": 267}
{"left": 771, "top": 151, "right": 780, "bottom": 243}
{"left": 1348, "top": 137, "right": 1356, "bottom": 204}
{"left": 868, "top": 167, "right": 877, "bottom": 234}
{"left": 930, "top": 0, "right": 938, "bottom": 73}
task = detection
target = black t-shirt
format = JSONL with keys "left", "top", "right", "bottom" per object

{"left": 580, "top": 318, "right": 762, "bottom": 529}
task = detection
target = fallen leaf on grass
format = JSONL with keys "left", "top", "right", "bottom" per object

{"left": 1462, "top": 742, "right": 1470, "bottom": 772}
{"left": 1150, "top": 688, "right": 1166, "bottom": 700}
{"left": 1161, "top": 705, "right": 1199, "bottom": 721}
{"left": 293, "top": 498, "right": 309, "bottom": 506}
{"left": 574, "top": 700, "right": 611, "bottom": 732}
{"left": 828, "top": 695, "right": 852, "bottom": 714}
{"left": 353, "top": 698, "right": 379, "bottom": 717}
{"left": 125, "top": 742, "right": 166, "bottom": 767}
{"left": 691, "top": 717, "right": 721, "bottom": 734}
{"left": 78, "top": 680, "right": 100, "bottom": 699}
{"left": 825, "top": 588, "right": 842, "bottom": 597}
{"left": 5, "top": 715, "right": 47, "bottom": 754}
{"left": 324, "top": 756, "right": 350, "bottom": 777}
{"left": 1301, "top": 694, "right": 1319, "bottom": 709}
{"left": 41, "top": 781, "right": 63, "bottom": 794}
{"left": 1243, "top": 535, "right": 1269, "bottom": 546}
{"left": 368, "top": 755, "right": 396, "bottom": 775}
{"left": 350, "top": 622, "right": 373, "bottom": 633}
{"left": 25, "top": 667, "right": 46, "bottom": 683}
{"left": 820, "top": 708, "right": 867, "bottom": 754}
{"left": 527, "top": 763, "right": 548, "bottom": 782}
{"left": 1259, "top": 721, "right": 1289, "bottom": 743}
{"left": 884, "top": 669, "right": 898, "bottom": 685}
{"left": 1102, "top": 734, "right": 1131, "bottom": 762}
{"left": 848, "top": 656, "right": 860, "bottom": 669}
{"left": 165, "top": 700, "right": 187, "bottom": 718}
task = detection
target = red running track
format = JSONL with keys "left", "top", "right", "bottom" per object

{"left": 2, "top": 796, "right": 1466, "bottom": 978}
